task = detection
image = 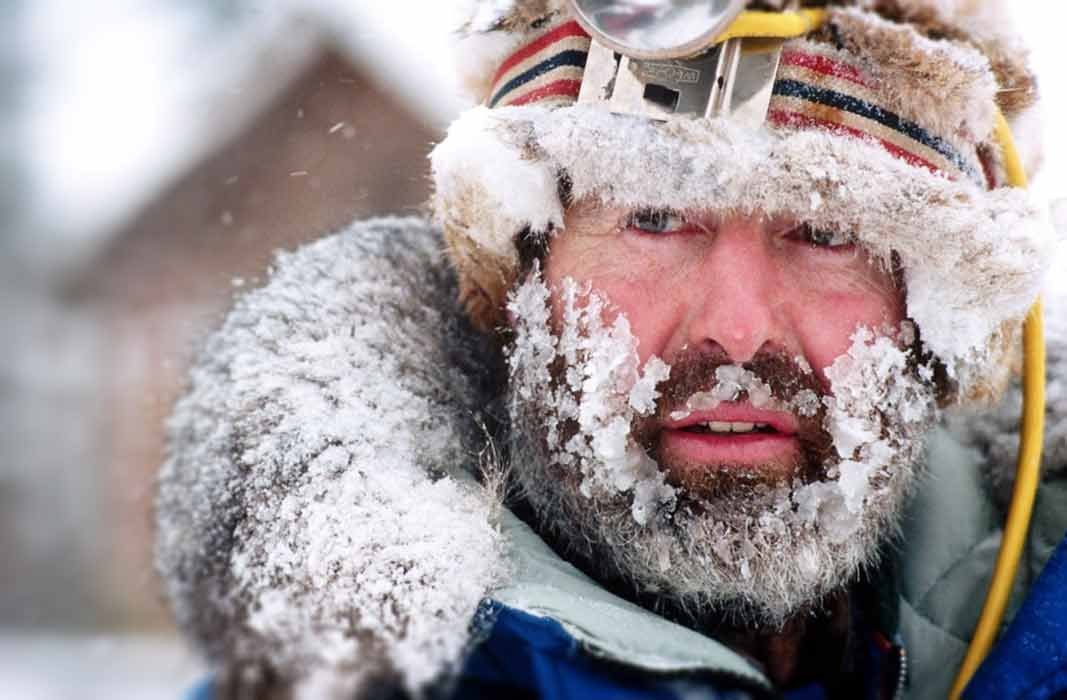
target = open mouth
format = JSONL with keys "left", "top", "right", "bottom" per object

{"left": 679, "top": 421, "right": 779, "bottom": 436}
{"left": 660, "top": 404, "right": 802, "bottom": 470}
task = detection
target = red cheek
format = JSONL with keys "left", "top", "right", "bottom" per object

{"left": 795, "top": 293, "right": 905, "bottom": 381}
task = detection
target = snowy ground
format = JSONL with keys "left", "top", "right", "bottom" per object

{"left": 0, "top": 635, "right": 205, "bottom": 700}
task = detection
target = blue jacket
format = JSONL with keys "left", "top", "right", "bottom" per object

{"left": 964, "top": 535, "right": 1067, "bottom": 699}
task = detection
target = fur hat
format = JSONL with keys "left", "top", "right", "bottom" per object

{"left": 431, "top": 0, "right": 1054, "bottom": 404}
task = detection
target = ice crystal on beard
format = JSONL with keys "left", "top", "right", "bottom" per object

{"left": 508, "top": 274, "right": 941, "bottom": 622}
{"left": 792, "top": 389, "right": 821, "bottom": 417}
{"left": 684, "top": 368, "right": 750, "bottom": 411}
{"left": 506, "top": 268, "right": 676, "bottom": 525}
{"left": 789, "top": 325, "right": 938, "bottom": 542}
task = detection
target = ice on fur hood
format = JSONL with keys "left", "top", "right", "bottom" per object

{"left": 432, "top": 0, "right": 1052, "bottom": 405}
{"left": 156, "top": 220, "right": 509, "bottom": 697}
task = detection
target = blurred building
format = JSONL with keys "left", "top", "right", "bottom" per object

{"left": 2, "top": 0, "right": 460, "bottom": 637}
{"left": 82, "top": 50, "right": 436, "bottom": 630}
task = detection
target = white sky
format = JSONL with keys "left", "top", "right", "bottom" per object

{"left": 1010, "top": 3, "right": 1067, "bottom": 296}
{"left": 1009, "top": 4, "right": 1067, "bottom": 205}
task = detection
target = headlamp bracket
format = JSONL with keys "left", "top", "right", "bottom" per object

{"left": 577, "top": 37, "right": 785, "bottom": 127}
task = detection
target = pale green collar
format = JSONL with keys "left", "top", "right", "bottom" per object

{"left": 491, "top": 510, "right": 772, "bottom": 690}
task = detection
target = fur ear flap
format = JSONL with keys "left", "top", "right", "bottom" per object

{"left": 950, "top": 254, "right": 1067, "bottom": 506}
{"left": 431, "top": 106, "right": 564, "bottom": 332}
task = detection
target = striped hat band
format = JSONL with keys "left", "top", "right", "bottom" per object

{"left": 486, "top": 20, "right": 990, "bottom": 187}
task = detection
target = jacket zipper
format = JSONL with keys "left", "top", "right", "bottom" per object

{"left": 892, "top": 644, "right": 908, "bottom": 700}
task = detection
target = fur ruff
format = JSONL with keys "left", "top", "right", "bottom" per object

{"left": 156, "top": 218, "right": 508, "bottom": 699}
{"left": 431, "top": 103, "right": 1054, "bottom": 403}
{"left": 951, "top": 270, "right": 1067, "bottom": 506}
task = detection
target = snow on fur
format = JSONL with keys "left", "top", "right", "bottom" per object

{"left": 156, "top": 218, "right": 507, "bottom": 698}
{"left": 827, "top": 8, "right": 997, "bottom": 143}
{"left": 448, "top": 0, "right": 567, "bottom": 103}
{"left": 432, "top": 103, "right": 1053, "bottom": 401}
{"left": 950, "top": 242, "right": 1067, "bottom": 502}
{"left": 433, "top": 109, "right": 563, "bottom": 263}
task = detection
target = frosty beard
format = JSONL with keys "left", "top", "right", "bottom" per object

{"left": 505, "top": 268, "right": 940, "bottom": 628}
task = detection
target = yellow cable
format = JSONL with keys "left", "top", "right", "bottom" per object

{"left": 949, "top": 111, "right": 1046, "bottom": 698}
{"left": 994, "top": 109, "right": 1030, "bottom": 190}
{"left": 716, "top": 9, "right": 828, "bottom": 42}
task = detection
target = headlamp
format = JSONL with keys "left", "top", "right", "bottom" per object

{"left": 568, "top": 0, "right": 747, "bottom": 60}
{"left": 567, "top": 0, "right": 785, "bottom": 126}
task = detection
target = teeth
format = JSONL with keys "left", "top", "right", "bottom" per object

{"left": 705, "top": 421, "right": 761, "bottom": 433}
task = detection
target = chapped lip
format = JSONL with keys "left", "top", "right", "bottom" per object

{"left": 662, "top": 402, "right": 799, "bottom": 435}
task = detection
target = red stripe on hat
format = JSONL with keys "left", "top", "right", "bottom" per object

{"left": 492, "top": 21, "right": 589, "bottom": 87}
{"left": 780, "top": 51, "right": 873, "bottom": 89}
{"left": 978, "top": 149, "right": 999, "bottom": 189}
{"left": 767, "top": 109, "right": 944, "bottom": 176}
{"left": 504, "top": 78, "right": 583, "bottom": 107}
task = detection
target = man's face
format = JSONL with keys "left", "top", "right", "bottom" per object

{"left": 505, "top": 198, "right": 937, "bottom": 626}
{"left": 542, "top": 200, "right": 905, "bottom": 497}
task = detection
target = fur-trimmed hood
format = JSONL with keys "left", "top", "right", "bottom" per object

{"left": 156, "top": 219, "right": 509, "bottom": 697}
{"left": 157, "top": 217, "right": 1066, "bottom": 698}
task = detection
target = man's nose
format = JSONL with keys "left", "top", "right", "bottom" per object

{"left": 684, "top": 223, "right": 781, "bottom": 363}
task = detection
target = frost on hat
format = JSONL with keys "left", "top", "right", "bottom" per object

{"left": 431, "top": 0, "right": 1053, "bottom": 405}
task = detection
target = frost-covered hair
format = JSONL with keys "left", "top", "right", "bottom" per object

{"left": 505, "top": 270, "right": 939, "bottom": 626}
{"left": 432, "top": 0, "right": 1054, "bottom": 405}
{"left": 156, "top": 219, "right": 508, "bottom": 698}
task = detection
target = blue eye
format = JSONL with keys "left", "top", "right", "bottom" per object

{"left": 626, "top": 208, "right": 688, "bottom": 235}
{"left": 791, "top": 223, "right": 853, "bottom": 249}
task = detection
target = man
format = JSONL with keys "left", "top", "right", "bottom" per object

{"left": 157, "top": 1, "right": 1065, "bottom": 698}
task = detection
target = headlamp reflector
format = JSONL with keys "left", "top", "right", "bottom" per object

{"left": 568, "top": 0, "right": 747, "bottom": 60}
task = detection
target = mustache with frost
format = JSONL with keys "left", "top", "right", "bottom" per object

{"left": 631, "top": 347, "right": 834, "bottom": 500}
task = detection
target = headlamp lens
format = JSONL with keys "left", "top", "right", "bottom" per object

{"left": 568, "top": 0, "right": 747, "bottom": 59}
